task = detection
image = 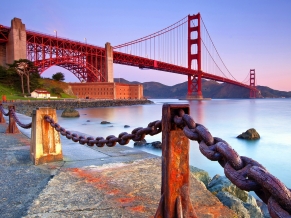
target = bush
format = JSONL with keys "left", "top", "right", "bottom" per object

{"left": 52, "top": 72, "right": 65, "bottom": 81}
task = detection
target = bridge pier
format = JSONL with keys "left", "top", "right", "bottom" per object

{"left": 0, "top": 44, "right": 6, "bottom": 67}
{"left": 187, "top": 14, "right": 205, "bottom": 100}
{"left": 105, "top": 42, "right": 113, "bottom": 82}
{"left": 6, "top": 18, "right": 26, "bottom": 64}
{"left": 186, "top": 74, "right": 203, "bottom": 100}
{"left": 250, "top": 69, "right": 256, "bottom": 98}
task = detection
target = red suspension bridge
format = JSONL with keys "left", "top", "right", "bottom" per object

{"left": 0, "top": 13, "right": 258, "bottom": 98}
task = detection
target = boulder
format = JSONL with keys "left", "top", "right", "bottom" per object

{"left": 256, "top": 200, "right": 271, "bottom": 218}
{"left": 134, "top": 140, "right": 162, "bottom": 149}
{"left": 208, "top": 175, "right": 263, "bottom": 217}
{"left": 190, "top": 166, "right": 211, "bottom": 187}
{"left": 151, "top": 141, "right": 162, "bottom": 149}
{"left": 61, "top": 108, "right": 80, "bottom": 117}
{"left": 208, "top": 175, "right": 249, "bottom": 202}
{"left": 100, "top": 121, "right": 111, "bottom": 124}
{"left": 133, "top": 139, "right": 147, "bottom": 146}
{"left": 124, "top": 125, "right": 130, "bottom": 128}
{"left": 216, "top": 191, "right": 251, "bottom": 218}
{"left": 243, "top": 199, "right": 263, "bottom": 218}
{"left": 237, "top": 128, "right": 260, "bottom": 140}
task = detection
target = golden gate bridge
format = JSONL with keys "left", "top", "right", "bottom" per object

{"left": 0, "top": 13, "right": 258, "bottom": 98}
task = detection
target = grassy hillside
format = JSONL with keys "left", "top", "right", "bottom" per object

{"left": 257, "top": 86, "right": 291, "bottom": 98}
{"left": 39, "top": 78, "right": 75, "bottom": 96}
{"left": 0, "top": 78, "right": 76, "bottom": 100}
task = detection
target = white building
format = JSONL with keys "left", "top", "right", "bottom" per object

{"left": 31, "top": 89, "right": 51, "bottom": 98}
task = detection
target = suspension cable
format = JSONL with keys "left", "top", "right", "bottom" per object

{"left": 201, "top": 16, "right": 238, "bottom": 81}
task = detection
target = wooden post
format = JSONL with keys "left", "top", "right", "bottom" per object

{"left": 155, "top": 104, "right": 197, "bottom": 218}
{"left": 0, "top": 104, "right": 6, "bottom": 123}
{"left": 31, "top": 107, "right": 63, "bottom": 165}
{"left": 5, "top": 105, "right": 20, "bottom": 133}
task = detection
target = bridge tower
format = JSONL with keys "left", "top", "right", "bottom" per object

{"left": 187, "top": 13, "right": 203, "bottom": 99}
{"left": 105, "top": 42, "right": 114, "bottom": 82}
{"left": 6, "top": 18, "right": 26, "bottom": 64}
{"left": 249, "top": 69, "right": 256, "bottom": 98}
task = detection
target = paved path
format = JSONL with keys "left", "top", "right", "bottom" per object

{"left": 0, "top": 124, "right": 51, "bottom": 218}
{"left": 0, "top": 113, "right": 236, "bottom": 217}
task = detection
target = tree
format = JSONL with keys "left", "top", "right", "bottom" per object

{"left": 8, "top": 59, "right": 38, "bottom": 94}
{"left": 52, "top": 72, "right": 65, "bottom": 81}
{"left": 50, "top": 87, "right": 64, "bottom": 96}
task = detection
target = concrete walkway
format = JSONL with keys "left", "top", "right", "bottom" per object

{"left": 0, "top": 113, "right": 236, "bottom": 218}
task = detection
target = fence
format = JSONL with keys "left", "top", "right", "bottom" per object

{"left": 0, "top": 103, "right": 290, "bottom": 217}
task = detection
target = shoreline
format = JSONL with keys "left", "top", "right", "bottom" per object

{"left": 1, "top": 99, "right": 154, "bottom": 116}
{"left": 1, "top": 103, "right": 269, "bottom": 217}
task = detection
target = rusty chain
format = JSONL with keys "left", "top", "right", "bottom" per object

{"left": 0, "top": 105, "right": 32, "bottom": 129}
{"left": 1, "top": 103, "right": 290, "bottom": 217}
{"left": 9, "top": 108, "right": 32, "bottom": 129}
{"left": 174, "top": 108, "right": 291, "bottom": 218}
{"left": 0, "top": 104, "right": 9, "bottom": 116}
{"left": 44, "top": 115, "right": 162, "bottom": 147}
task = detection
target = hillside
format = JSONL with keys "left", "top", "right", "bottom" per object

{"left": 114, "top": 78, "right": 291, "bottom": 99}
{"left": 2, "top": 76, "right": 288, "bottom": 100}
{"left": 39, "top": 78, "right": 75, "bottom": 96}
{"left": 0, "top": 78, "right": 75, "bottom": 100}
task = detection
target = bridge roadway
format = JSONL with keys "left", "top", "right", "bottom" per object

{"left": 0, "top": 112, "right": 236, "bottom": 217}
{"left": 0, "top": 24, "right": 256, "bottom": 93}
{"left": 113, "top": 51, "right": 255, "bottom": 91}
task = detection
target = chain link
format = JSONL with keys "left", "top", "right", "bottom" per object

{"left": 10, "top": 108, "right": 32, "bottom": 129}
{"left": 44, "top": 115, "right": 162, "bottom": 148}
{"left": 174, "top": 108, "right": 291, "bottom": 217}
{"left": 0, "top": 104, "right": 9, "bottom": 116}
{"left": 2, "top": 103, "right": 290, "bottom": 217}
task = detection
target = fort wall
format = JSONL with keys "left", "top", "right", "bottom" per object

{"left": 68, "top": 82, "right": 143, "bottom": 100}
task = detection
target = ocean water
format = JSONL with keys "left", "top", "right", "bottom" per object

{"left": 56, "top": 98, "right": 291, "bottom": 188}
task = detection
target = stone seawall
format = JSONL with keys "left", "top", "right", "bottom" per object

{"left": 2, "top": 99, "right": 153, "bottom": 116}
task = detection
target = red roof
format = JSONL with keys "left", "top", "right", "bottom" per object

{"left": 33, "top": 89, "right": 50, "bottom": 94}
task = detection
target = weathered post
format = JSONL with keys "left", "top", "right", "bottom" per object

{"left": 31, "top": 107, "right": 63, "bottom": 165}
{"left": 0, "top": 104, "right": 6, "bottom": 123}
{"left": 155, "top": 104, "right": 197, "bottom": 218}
{"left": 5, "top": 105, "right": 20, "bottom": 133}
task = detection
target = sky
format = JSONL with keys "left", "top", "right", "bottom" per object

{"left": 1, "top": 0, "right": 291, "bottom": 91}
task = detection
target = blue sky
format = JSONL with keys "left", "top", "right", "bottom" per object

{"left": 1, "top": 0, "right": 290, "bottom": 91}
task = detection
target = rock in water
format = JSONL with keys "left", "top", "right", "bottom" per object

{"left": 237, "top": 128, "right": 260, "bottom": 140}
{"left": 61, "top": 108, "right": 80, "bottom": 117}
{"left": 151, "top": 141, "right": 162, "bottom": 149}
{"left": 133, "top": 139, "right": 147, "bottom": 146}
{"left": 100, "top": 121, "right": 111, "bottom": 124}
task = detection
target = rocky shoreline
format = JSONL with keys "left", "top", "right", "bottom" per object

{"left": 136, "top": 140, "right": 270, "bottom": 218}
{"left": 1, "top": 99, "right": 153, "bottom": 116}
{"left": 2, "top": 99, "right": 271, "bottom": 217}
{"left": 191, "top": 167, "right": 270, "bottom": 218}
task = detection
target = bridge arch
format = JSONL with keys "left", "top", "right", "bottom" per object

{"left": 35, "top": 58, "right": 106, "bottom": 82}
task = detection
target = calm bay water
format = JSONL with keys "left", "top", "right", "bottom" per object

{"left": 56, "top": 98, "right": 291, "bottom": 188}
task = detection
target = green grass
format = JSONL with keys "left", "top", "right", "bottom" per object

{"left": 0, "top": 83, "right": 76, "bottom": 101}
{"left": 0, "top": 84, "right": 21, "bottom": 100}
{"left": 60, "top": 93, "right": 76, "bottom": 98}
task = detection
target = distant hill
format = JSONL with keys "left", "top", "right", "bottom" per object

{"left": 256, "top": 86, "right": 291, "bottom": 98}
{"left": 114, "top": 78, "right": 291, "bottom": 99}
